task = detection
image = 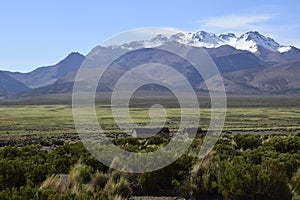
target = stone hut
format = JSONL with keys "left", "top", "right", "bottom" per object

{"left": 183, "top": 127, "right": 204, "bottom": 138}
{"left": 132, "top": 127, "right": 170, "bottom": 139}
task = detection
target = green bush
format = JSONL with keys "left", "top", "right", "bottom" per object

{"left": 1, "top": 135, "right": 300, "bottom": 199}
{"left": 215, "top": 158, "right": 292, "bottom": 200}
{"left": 264, "top": 136, "right": 300, "bottom": 154}
{"left": 147, "top": 135, "right": 166, "bottom": 145}
{"left": 136, "top": 153, "right": 195, "bottom": 194}
{"left": 292, "top": 168, "right": 300, "bottom": 195}
{"left": 234, "top": 134, "right": 262, "bottom": 150}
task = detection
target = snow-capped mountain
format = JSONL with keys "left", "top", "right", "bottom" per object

{"left": 2, "top": 30, "right": 300, "bottom": 98}
{"left": 119, "top": 31, "right": 292, "bottom": 54}
{"left": 235, "top": 31, "right": 291, "bottom": 53}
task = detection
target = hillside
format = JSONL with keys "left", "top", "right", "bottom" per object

{"left": 0, "top": 71, "right": 29, "bottom": 98}
{"left": 199, "top": 60, "right": 300, "bottom": 94}
{"left": 5, "top": 52, "right": 85, "bottom": 89}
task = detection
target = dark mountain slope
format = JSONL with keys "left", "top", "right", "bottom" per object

{"left": 0, "top": 71, "right": 29, "bottom": 98}
{"left": 5, "top": 52, "right": 85, "bottom": 88}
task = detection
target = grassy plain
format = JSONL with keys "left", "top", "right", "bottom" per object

{"left": 0, "top": 94, "right": 299, "bottom": 136}
{"left": 0, "top": 94, "right": 300, "bottom": 199}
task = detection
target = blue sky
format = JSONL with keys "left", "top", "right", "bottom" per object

{"left": 1, "top": 0, "right": 299, "bottom": 72}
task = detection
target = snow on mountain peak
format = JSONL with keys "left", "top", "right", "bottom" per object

{"left": 170, "top": 32, "right": 189, "bottom": 43}
{"left": 189, "top": 31, "right": 223, "bottom": 48}
{"left": 150, "top": 34, "right": 169, "bottom": 43}
{"left": 116, "top": 31, "right": 292, "bottom": 53}
{"left": 278, "top": 46, "right": 292, "bottom": 53}
{"left": 236, "top": 31, "right": 282, "bottom": 53}
{"left": 219, "top": 33, "right": 237, "bottom": 40}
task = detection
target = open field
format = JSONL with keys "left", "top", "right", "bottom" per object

{"left": 0, "top": 94, "right": 299, "bottom": 135}
{"left": 0, "top": 95, "right": 299, "bottom": 147}
{"left": 0, "top": 94, "right": 300, "bottom": 199}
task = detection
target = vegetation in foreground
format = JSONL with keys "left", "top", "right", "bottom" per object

{"left": 0, "top": 133, "right": 300, "bottom": 199}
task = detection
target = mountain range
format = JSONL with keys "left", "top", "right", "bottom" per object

{"left": 1, "top": 31, "right": 300, "bottom": 99}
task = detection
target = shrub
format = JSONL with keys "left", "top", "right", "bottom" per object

{"left": 292, "top": 168, "right": 300, "bottom": 195}
{"left": 234, "top": 134, "right": 262, "bottom": 150}
{"left": 68, "top": 162, "right": 93, "bottom": 192}
{"left": 136, "top": 153, "right": 195, "bottom": 195}
{"left": 92, "top": 171, "right": 109, "bottom": 190}
{"left": 40, "top": 139, "right": 51, "bottom": 146}
{"left": 52, "top": 140, "right": 64, "bottom": 146}
{"left": 264, "top": 136, "right": 300, "bottom": 154}
{"left": 215, "top": 158, "right": 292, "bottom": 200}
{"left": 111, "top": 170, "right": 125, "bottom": 183}
{"left": 105, "top": 177, "right": 132, "bottom": 199}
{"left": 147, "top": 135, "right": 166, "bottom": 145}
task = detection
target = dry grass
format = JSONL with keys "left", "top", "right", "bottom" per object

{"left": 104, "top": 176, "right": 132, "bottom": 200}
{"left": 40, "top": 162, "right": 93, "bottom": 194}
{"left": 40, "top": 162, "right": 132, "bottom": 199}
{"left": 92, "top": 171, "right": 109, "bottom": 190}
{"left": 39, "top": 174, "right": 67, "bottom": 192}
{"left": 68, "top": 162, "right": 93, "bottom": 193}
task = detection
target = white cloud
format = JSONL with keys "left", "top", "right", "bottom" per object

{"left": 201, "top": 14, "right": 274, "bottom": 29}
{"left": 197, "top": 13, "right": 300, "bottom": 48}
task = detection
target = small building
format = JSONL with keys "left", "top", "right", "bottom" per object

{"left": 183, "top": 127, "right": 204, "bottom": 138}
{"left": 132, "top": 127, "right": 170, "bottom": 139}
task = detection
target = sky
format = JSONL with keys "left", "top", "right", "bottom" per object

{"left": 1, "top": 0, "right": 300, "bottom": 72}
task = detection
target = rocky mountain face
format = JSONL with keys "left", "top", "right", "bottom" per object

{"left": 1, "top": 31, "right": 300, "bottom": 98}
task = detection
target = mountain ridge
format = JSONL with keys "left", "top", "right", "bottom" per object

{"left": 4, "top": 52, "right": 85, "bottom": 89}
{"left": 199, "top": 59, "right": 300, "bottom": 94}
{"left": 1, "top": 30, "right": 300, "bottom": 99}
{"left": 118, "top": 30, "right": 296, "bottom": 54}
